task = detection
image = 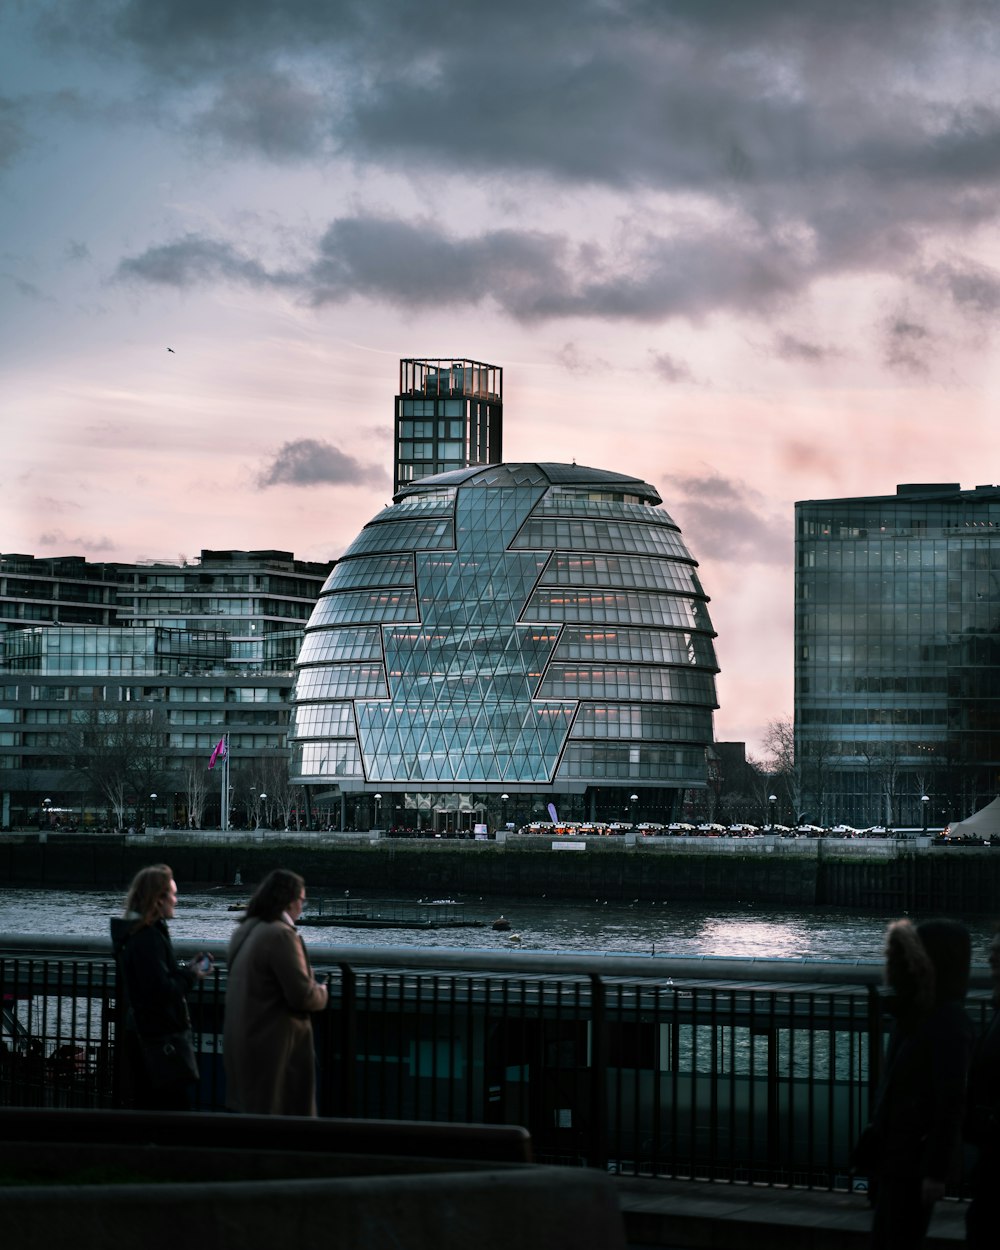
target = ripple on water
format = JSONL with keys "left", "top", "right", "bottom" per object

{"left": 1, "top": 888, "right": 995, "bottom": 962}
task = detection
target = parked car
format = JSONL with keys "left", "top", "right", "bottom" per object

{"left": 829, "top": 824, "right": 858, "bottom": 836}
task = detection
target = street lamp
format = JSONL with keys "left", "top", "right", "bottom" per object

{"left": 258, "top": 792, "right": 267, "bottom": 830}
{"left": 921, "top": 794, "right": 930, "bottom": 834}
{"left": 768, "top": 794, "right": 777, "bottom": 830}
{"left": 374, "top": 793, "right": 382, "bottom": 830}
{"left": 149, "top": 793, "right": 157, "bottom": 828}
{"left": 629, "top": 793, "right": 638, "bottom": 825}
{"left": 501, "top": 793, "right": 509, "bottom": 831}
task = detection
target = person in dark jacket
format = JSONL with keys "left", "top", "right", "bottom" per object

{"left": 964, "top": 926, "right": 1000, "bottom": 1249}
{"left": 865, "top": 917, "right": 974, "bottom": 1250}
{"left": 110, "top": 863, "right": 211, "bottom": 1110}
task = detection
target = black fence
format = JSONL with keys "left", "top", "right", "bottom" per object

{"left": 1, "top": 937, "right": 992, "bottom": 1192}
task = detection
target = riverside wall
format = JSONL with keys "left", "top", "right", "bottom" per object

{"left": 3, "top": 833, "right": 1000, "bottom": 913}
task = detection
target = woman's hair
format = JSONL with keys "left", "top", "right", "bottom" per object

{"left": 884, "top": 918, "right": 935, "bottom": 1011}
{"left": 243, "top": 869, "right": 305, "bottom": 923}
{"left": 884, "top": 916, "right": 971, "bottom": 1011}
{"left": 123, "top": 863, "right": 174, "bottom": 928}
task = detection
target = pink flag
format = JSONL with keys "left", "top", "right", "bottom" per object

{"left": 208, "top": 737, "right": 228, "bottom": 770}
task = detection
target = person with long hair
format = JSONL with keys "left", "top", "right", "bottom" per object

{"left": 223, "top": 868, "right": 328, "bottom": 1115}
{"left": 110, "top": 863, "right": 212, "bottom": 1110}
{"left": 861, "top": 917, "right": 974, "bottom": 1250}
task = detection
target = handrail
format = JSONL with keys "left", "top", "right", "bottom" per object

{"left": 0, "top": 932, "right": 994, "bottom": 990}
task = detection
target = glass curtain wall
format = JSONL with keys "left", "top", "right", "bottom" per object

{"left": 292, "top": 463, "right": 719, "bottom": 830}
{"left": 795, "top": 484, "right": 1000, "bottom": 827}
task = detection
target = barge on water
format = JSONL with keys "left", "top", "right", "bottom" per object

{"left": 299, "top": 898, "right": 485, "bottom": 930}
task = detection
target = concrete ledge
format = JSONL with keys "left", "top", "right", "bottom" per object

{"left": 1, "top": 1165, "right": 626, "bottom": 1250}
{"left": 616, "top": 1176, "right": 965, "bottom": 1249}
{"left": 0, "top": 1106, "right": 533, "bottom": 1164}
{"left": 0, "top": 1110, "right": 623, "bottom": 1250}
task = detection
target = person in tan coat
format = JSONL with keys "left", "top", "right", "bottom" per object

{"left": 223, "top": 868, "right": 328, "bottom": 1115}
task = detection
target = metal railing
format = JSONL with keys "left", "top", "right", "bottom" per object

{"left": 0, "top": 937, "right": 992, "bottom": 1191}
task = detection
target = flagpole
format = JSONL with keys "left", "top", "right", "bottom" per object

{"left": 221, "top": 735, "right": 230, "bottom": 832}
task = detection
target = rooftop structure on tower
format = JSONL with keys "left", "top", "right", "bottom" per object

{"left": 393, "top": 358, "right": 503, "bottom": 493}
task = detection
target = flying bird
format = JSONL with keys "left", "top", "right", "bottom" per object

{"left": 167, "top": 347, "right": 175, "bottom": 353}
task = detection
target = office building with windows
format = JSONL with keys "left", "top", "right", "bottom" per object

{"left": 394, "top": 358, "right": 502, "bottom": 492}
{"left": 0, "top": 550, "right": 332, "bottom": 830}
{"left": 291, "top": 462, "right": 719, "bottom": 833}
{"left": 795, "top": 482, "right": 1000, "bottom": 828}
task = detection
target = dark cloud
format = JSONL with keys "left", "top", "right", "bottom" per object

{"left": 192, "top": 69, "right": 331, "bottom": 160}
{"left": 37, "top": 529, "right": 115, "bottom": 553}
{"left": 883, "top": 312, "right": 933, "bottom": 374}
{"left": 256, "top": 438, "right": 388, "bottom": 489}
{"left": 555, "top": 342, "right": 612, "bottom": 374}
{"left": 779, "top": 440, "right": 841, "bottom": 479}
{"left": 771, "top": 333, "right": 837, "bottom": 363}
{"left": 0, "top": 96, "right": 30, "bottom": 170}
{"left": 116, "top": 213, "right": 810, "bottom": 324}
{"left": 115, "top": 234, "right": 287, "bottom": 289}
{"left": 34, "top": 2, "right": 1000, "bottom": 201}
{"left": 663, "top": 470, "right": 790, "bottom": 566}
{"left": 30, "top": 1, "right": 1000, "bottom": 334}
{"left": 649, "top": 350, "right": 694, "bottom": 383}
{"left": 4, "top": 273, "right": 49, "bottom": 301}
{"left": 305, "top": 217, "right": 573, "bottom": 317}
{"left": 33, "top": 497, "right": 83, "bottom": 516}
{"left": 64, "top": 240, "right": 91, "bottom": 262}
{"left": 921, "top": 257, "right": 1000, "bottom": 317}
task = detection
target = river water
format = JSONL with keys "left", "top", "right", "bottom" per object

{"left": 1, "top": 886, "right": 997, "bottom": 964}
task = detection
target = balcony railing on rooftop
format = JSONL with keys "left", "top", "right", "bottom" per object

{"left": 0, "top": 937, "right": 991, "bottom": 1193}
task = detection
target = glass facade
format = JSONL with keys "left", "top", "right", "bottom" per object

{"left": 795, "top": 483, "right": 1000, "bottom": 826}
{"left": 116, "top": 549, "right": 330, "bottom": 669}
{"left": 0, "top": 549, "right": 331, "bottom": 828}
{"left": 292, "top": 462, "right": 719, "bottom": 822}
{"left": 1, "top": 626, "right": 227, "bottom": 675}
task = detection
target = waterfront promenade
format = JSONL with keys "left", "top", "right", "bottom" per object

{"left": 2, "top": 923, "right": 989, "bottom": 1247}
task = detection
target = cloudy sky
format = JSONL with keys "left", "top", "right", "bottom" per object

{"left": 4, "top": 1, "right": 1000, "bottom": 755}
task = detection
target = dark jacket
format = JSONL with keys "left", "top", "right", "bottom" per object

{"left": 873, "top": 999, "right": 974, "bottom": 1181}
{"left": 870, "top": 919, "right": 974, "bottom": 1183}
{"left": 965, "top": 1006, "right": 1000, "bottom": 1155}
{"left": 110, "top": 916, "right": 195, "bottom": 1036}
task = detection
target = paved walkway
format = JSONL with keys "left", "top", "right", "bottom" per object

{"left": 615, "top": 1177, "right": 966, "bottom": 1249}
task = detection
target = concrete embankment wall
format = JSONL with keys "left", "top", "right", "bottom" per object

{"left": 3, "top": 834, "right": 1000, "bottom": 913}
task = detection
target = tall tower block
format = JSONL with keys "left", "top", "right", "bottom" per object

{"left": 393, "top": 358, "right": 503, "bottom": 493}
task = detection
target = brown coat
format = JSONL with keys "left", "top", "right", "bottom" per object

{"left": 223, "top": 915, "right": 328, "bottom": 1115}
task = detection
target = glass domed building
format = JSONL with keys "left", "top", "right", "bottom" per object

{"left": 290, "top": 463, "right": 718, "bottom": 832}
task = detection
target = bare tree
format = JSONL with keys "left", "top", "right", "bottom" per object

{"left": 184, "top": 761, "right": 209, "bottom": 829}
{"left": 861, "top": 742, "right": 906, "bottom": 827}
{"left": 62, "top": 707, "right": 168, "bottom": 830}
{"left": 256, "top": 755, "right": 296, "bottom": 830}
{"left": 763, "top": 716, "right": 802, "bottom": 823}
